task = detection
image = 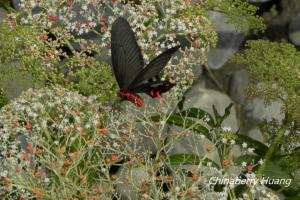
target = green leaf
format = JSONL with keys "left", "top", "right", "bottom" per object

{"left": 168, "top": 154, "right": 219, "bottom": 168}
{"left": 177, "top": 96, "right": 185, "bottom": 112}
{"left": 0, "top": 0, "right": 11, "bottom": 12}
{"left": 236, "top": 134, "right": 268, "bottom": 155}
{"left": 263, "top": 160, "right": 291, "bottom": 180}
{"left": 212, "top": 103, "right": 234, "bottom": 126}
{"left": 281, "top": 178, "right": 300, "bottom": 198}
{"left": 154, "top": 2, "right": 165, "bottom": 18}
{"left": 234, "top": 184, "right": 249, "bottom": 198}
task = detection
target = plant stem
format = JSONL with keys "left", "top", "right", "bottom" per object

{"left": 257, "top": 126, "right": 287, "bottom": 176}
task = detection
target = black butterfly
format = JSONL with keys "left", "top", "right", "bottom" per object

{"left": 111, "top": 17, "right": 180, "bottom": 107}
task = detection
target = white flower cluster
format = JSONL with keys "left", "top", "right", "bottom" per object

{"left": 12, "top": 0, "right": 217, "bottom": 92}
{"left": 0, "top": 87, "right": 103, "bottom": 173}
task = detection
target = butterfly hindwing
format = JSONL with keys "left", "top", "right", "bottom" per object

{"left": 130, "top": 80, "right": 173, "bottom": 93}
{"left": 111, "top": 17, "right": 144, "bottom": 91}
{"left": 127, "top": 45, "right": 180, "bottom": 90}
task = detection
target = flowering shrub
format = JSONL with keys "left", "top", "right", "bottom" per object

{"left": 0, "top": 86, "right": 281, "bottom": 199}
{"left": 0, "top": 87, "right": 114, "bottom": 199}
{"left": 232, "top": 40, "right": 300, "bottom": 198}
{"left": 0, "top": 88, "right": 9, "bottom": 108}
{"left": 4, "top": 0, "right": 217, "bottom": 94}
{"left": 0, "top": 22, "right": 117, "bottom": 102}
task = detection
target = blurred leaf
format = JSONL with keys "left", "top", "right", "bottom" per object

{"left": 168, "top": 154, "right": 218, "bottom": 168}
{"left": 236, "top": 134, "right": 268, "bottom": 155}
{"left": 234, "top": 184, "right": 249, "bottom": 198}
{"left": 154, "top": 2, "right": 165, "bottom": 18}
{"left": 282, "top": 178, "right": 300, "bottom": 199}
{"left": 0, "top": 0, "right": 10, "bottom": 12}
{"left": 263, "top": 160, "right": 291, "bottom": 180}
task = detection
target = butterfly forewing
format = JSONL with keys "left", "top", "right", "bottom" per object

{"left": 127, "top": 45, "right": 180, "bottom": 90}
{"left": 111, "top": 17, "right": 144, "bottom": 91}
{"left": 130, "top": 80, "right": 171, "bottom": 93}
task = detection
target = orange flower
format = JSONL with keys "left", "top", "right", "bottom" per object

{"left": 100, "top": 17, "right": 107, "bottom": 23}
{"left": 100, "top": 128, "right": 108, "bottom": 135}
{"left": 66, "top": 1, "right": 73, "bottom": 7}
{"left": 101, "top": 25, "right": 107, "bottom": 32}
{"left": 223, "top": 159, "right": 231, "bottom": 167}
{"left": 192, "top": 175, "right": 199, "bottom": 182}
{"left": 155, "top": 176, "right": 162, "bottom": 182}
{"left": 87, "top": 140, "right": 94, "bottom": 145}
{"left": 247, "top": 164, "right": 253, "bottom": 172}
{"left": 111, "top": 175, "right": 118, "bottom": 180}
{"left": 25, "top": 123, "right": 33, "bottom": 130}
{"left": 34, "top": 171, "right": 43, "bottom": 178}
{"left": 231, "top": 152, "right": 238, "bottom": 161}
{"left": 64, "top": 127, "right": 72, "bottom": 134}
{"left": 154, "top": 121, "right": 160, "bottom": 126}
{"left": 81, "top": 131, "right": 88, "bottom": 137}
{"left": 32, "top": 188, "right": 44, "bottom": 199}
{"left": 64, "top": 158, "right": 72, "bottom": 166}
{"left": 54, "top": 117, "right": 59, "bottom": 122}
{"left": 71, "top": 152, "right": 80, "bottom": 160}
{"left": 111, "top": 155, "right": 118, "bottom": 161}
{"left": 75, "top": 124, "right": 81, "bottom": 129}
{"left": 165, "top": 176, "right": 173, "bottom": 181}
{"left": 5, "top": 179, "right": 13, "bottom": 190}
{"left": 187, "top": 188, "right": 194, "bottom": 197}
{"left": 59, "top": 147, "right": 66, "bottom": 155}
{"left": 27, "top": 145, "right": 33, "bottom": 154}
{"left": 5, "top": 151, "right": 11, "bottom": 157}
{"left": 22, "top": 153, "right": 31, "bottom": 161}
{"left": 121, "top": 135, "right": 129, "bottom": 141}
{"left": 205, "top": 144, "right": 215, "bottom": 153}
{"left": 11, "top": 120, "right": 19, "bottom": 127}
{"left": 40, "top": 34, "right": 48, "bottom": 41}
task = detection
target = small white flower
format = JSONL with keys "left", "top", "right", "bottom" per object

{"left": 222, "top": 126, "right": 231, "bottom": 132}
{"left": 230, "top": 140, "right": 235, "bottom": 145}
{"left": 175, "top": 186, "right": 180, "bottom": 192}
{"left": 241, "top": 162, "right": 247, "bottom": 167}
{"left": 112, "top": 142, "right": 119, "bottom": 148}
{"left": 284, "top": 130, "right": 290, "bottom": 136}
{"left": 82, "top": 5, "right": 88, "bottom": 10}
{"left": 242, "top": 142, "right": 247, "bottom": 148}
{"left": 0, "top": 170, "right": 8, "bottom": 178}
{"left": 258, "top": 159, "right": 264, "bottom": 165}
{"left": 247, "top": 148, "right": 255, "bottom": 154}
{"left": 221, "top": 138, "right": 227, "bottom": 144}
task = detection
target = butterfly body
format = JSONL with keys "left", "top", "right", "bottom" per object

{"left": 111, "top": 17, "right": 180, "bottom": 107}
{"left": 117, "top": 91, "right": 144, "bottom": 107}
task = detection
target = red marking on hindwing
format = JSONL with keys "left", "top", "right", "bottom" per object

{"left": 117, "top": 91, "right": 144, "bottom": 107}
